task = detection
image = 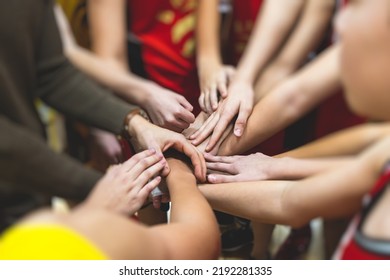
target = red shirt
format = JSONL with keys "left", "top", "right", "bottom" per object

{"left": 334, "top": 167, "right": 390, "bottom": 260}
{"left": 127, "top": 0, "right": 200, "bottom": 113}
{"left": 227, "top": 0, "right": 264, "bottom": 65}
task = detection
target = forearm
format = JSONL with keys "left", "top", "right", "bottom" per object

{"left": 278, "top": 122, "right": 390, "bottom": 159}
{"left": 219, "top": 45, "right": 341, "bottom": 155}
{"left": 196, "top": 0, "right": 222, "bottom": 70}
{"left": 167, "top": 159, "right": 216, "bottom": 226}
{"left": 88, "top": 0, "right": 128, "bottom": 70}
{"left": 199, "top": 155, "right": 375, "bottom": 228}
{"left": 268, "top": 156, "right": 353, "bottom": 180}
{"left": 65, "top": 45, "right": 153, "bottom": 105}
{"left": 235, "top": 0, "right": 305, "bottom": 83}
{"left": 273, "top": 0, "right": 335, "bottom": 71}
{"left": 164, "top": 158, "right": 220, "bottom": 258}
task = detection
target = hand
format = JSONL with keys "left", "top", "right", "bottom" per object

{"left": 195, "top": 122, "right": 233, "bottom": 155}
{"left": 88, "top": 129, "right": 123, "bottom": 172}
{"left": 189, "top": 79, "right": 254, "bottom": 152}
{"left": 205, "top": 152, "right": 277, "bottom": 183}
{"left": 85, "top": 149, "right": 166, "bottom": 216}
{"left": 198, "top": 64, "right": 236, "bottom": 113}
{"left": 128, "top": 115, "right": 207, "bottom": 182}
{"left": 182, "top": 111, "right": 210, "bottom": 139}
{"left": 142, "top": 82, "right": 195, "bottom": 132}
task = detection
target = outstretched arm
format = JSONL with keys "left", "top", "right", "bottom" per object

{"left": 218, "top": 45, "right": 341, "bottom": 156}
{"left": 56, "top": 4, "right": 195, "bottom": 132}
{"left": 205, "top": 122, "right": 390, "bottom": 182}
{"left": 200, "top": 136, "right": 390, "bottom": 228}
{"left": 40, "top": 157, "right": 220, "bottom": 259}
{"left": 190, "top": 0, "right": 305, "bottom": 150}
{"left": 255, "top": 0, "right": 335, "bottom": 97}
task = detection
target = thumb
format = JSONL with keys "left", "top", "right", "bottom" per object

{"left": 234, "top": 107, "right": 251, "bottom": 137}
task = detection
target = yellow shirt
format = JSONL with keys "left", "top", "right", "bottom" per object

{"left": 0, "top": 224, "right": 106, "bottom": 260}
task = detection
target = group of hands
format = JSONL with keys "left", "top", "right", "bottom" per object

{"left": 88, "top": 64, "right": 279, "bottom": 215}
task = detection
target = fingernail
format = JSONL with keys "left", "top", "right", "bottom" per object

{"left": 207, "top": 175, "right": 215, "bottom": 183}
{"left": 234, "top": 128, "right": 242, "bottom": 137}
{"left": 149, "top": 148, "right": 156, "bottom": 153}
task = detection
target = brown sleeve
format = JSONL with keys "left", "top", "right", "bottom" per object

{"left": 34, "top": 1, "right": 137, "bottom": 135}
{"left": 0, "top": 116, "right": 101, "bottom": 199}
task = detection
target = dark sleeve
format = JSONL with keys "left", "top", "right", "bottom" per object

{"left": 34, "top": 1, "right": 137, "bottom": 134}
{"left": 0, "top": 116, "right": 102, "bottom": 199}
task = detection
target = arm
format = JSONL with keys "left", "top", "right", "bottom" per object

{"left": 64, "top": 158, "right": 220, "bottom": 259}
{"left": 218, "top": 45, "right": 341, "bottom": 155}
{"left": 255, "top": 0, "right": 335, "bottom": 97}
{"left": 233, "top": 0, "right": 305, "bottom": 86}
{"left": 278, "top": 122, "right": 390, "bottom": 158}
{"left": 36, "top": 2, "right": 136, "bottom": 134}
{"left": 204, "top": 121, "right": 390, "bottom": 183}
{"left": 196, "top": 0, "right": 235, "bottom": 112}
{"left": 199, "top": 135, "right": 390, "bottom": 228}
{"left": 40, "top": 5, "right": 205, "bottom": 181}
{"left": 205, "top": 152, "right": 352, "bottom": 183}
{"left": 87, "top": 0, "right": 128, "bottom": 70}
{"left": 55, "top": 5, "right": 195, "bottom": 132}
{"left": 0, "top": 116, "right": 100, "bottom": 199}
{"left": 190, "top": 0, "right": 305, "bottom": 149}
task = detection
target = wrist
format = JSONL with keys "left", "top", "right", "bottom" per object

{"left": 197, "top": 56, "right": 222, "bottom": 72}
{"left": 267, "top": 157, "right": 294, "bottom": 180}
{"left": 122, "top": 109, "right": 150, "bottom": 141}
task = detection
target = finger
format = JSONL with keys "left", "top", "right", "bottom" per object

{"left": 204, "top": 87, "right": 213, "bottom": 114}
{"left": 207, "top": 173, "right": 238, "bottom": 184}
{"left": 191, "top": 115, "right": 220, "bottom": 145}
{"left": 206, "top": 112, "right": 235, "bottom": 152}
{"left": 189, "top": 111, "right": 217, "bottom": 140}
{"left": 137, "top": 176, "right": 162, "bottom": 202}
{"left": 206, "top": 162, "right": 235, "bottom": 174}
{"left": 133, "top": 159, "right": 166, "bottom": 189}
{"left": 234, "top": 105, "right": 252, "bottom": 137}
{"left": 198, "top": 93, "right": 206, "bottom": 112}
{"left": 210, "top": 85, "right": 219, "bottom": 111}
{"left": 217, "top": 80, "right": 227, "bottom": 99}
{"left": 122, "top": 149, "right": 157, "bottom": 171}
{"left": 178, "top": 96, "right": 193, "bottom": 112}
{"left": 165, "top": 119, "right": 191, "bottom": 133}
{"left": 204, "top": 153, "right": 235, "bottom": 163}
{"left": 161, "top": 160, "right": 171, "bottom": 177}
{"left": 126, "top": 154, "right": 165, "bottom": 182}
{"left": 178, "top": 108, "right": 195, "bottom": 124}
{"left": 172, "top": 137, "right": 207, "bottom": 182}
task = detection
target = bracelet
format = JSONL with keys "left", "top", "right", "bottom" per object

{"left": 121, "top": 108, "right": 149, "bottom": 141}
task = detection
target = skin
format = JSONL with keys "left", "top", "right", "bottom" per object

{"left": 54, "top": 4, "right": 207, "bottom": 184}
{"left": 81, "top": 0, "right": 195, "bottom": 132}
{"left": 199, "top": 0, "right": 390, "bottom": 248}
{"left": 193, "top": 0, "right": 306, "bottom": 150}
{"left": 9, "top": 157, "right": 220, "bottom": 260}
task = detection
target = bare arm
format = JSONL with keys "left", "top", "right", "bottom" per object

{"left": 255, "top": 0, "right": 336, "bottom": 97}
{"left": 88, "top": 0, "right": 128, "bottom": 70}
{"left": 234, "top": 0, "right": 305, "bottom": 85}
{"left": 219, "top": 45, "right": 341, "bottom": 155}
{"left": 196, "top": 0, "right": 235, "bottom": 112}
{"left": 66, "top": 158, "right": 219, "bottom": 259}
{"left": 278, "top": 122, "right": 390, "bottom": 158}
{"left": 200, "top": 136, "right": 390, "bottom": 228}
{"left": 190, "top": 0, "right": 305, "bottom": 149}
{"left": 57, "top": 4, "right": 195, "bottom": 132}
